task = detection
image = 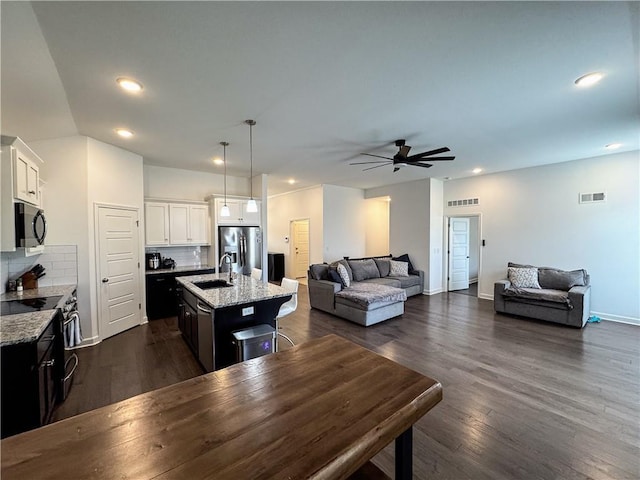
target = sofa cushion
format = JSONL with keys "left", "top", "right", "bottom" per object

{"left": 348, "top": 259, "right": 381, "bottom": 281}
{"left": 309, "top": 263, "right": 329, "bottom": 281}
{"left": 327, "top": 267, "right": 343, "bottom": 285}
{"left": 390, "top": 259, "right": 409, "bottom": 277}
{"left": 538, "top": 268, "right": 587, "bottom": 290}
{"left": 336, "top": 264, "right": 351, "bottom": 287}
{"left": 335, "top": 282, "right": 406, "bottom": 308}
{"left": 508, "top": 261, "right": 537, "bottom": 269}
{"left": 388, "top": 274, "right": 422, "bottom": 289}
{"left": 508, "top": 267, "right": 541, "bottom": 289}
{"left": 361, "top": 277, "right": 402, "bottom": 288}
{"left": 374, "top": 258, "right": 391, "bottom": 277}
{"left": 503, "top": 287, "right": 572, "bottom": 309}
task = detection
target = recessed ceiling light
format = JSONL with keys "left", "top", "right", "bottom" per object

{"left": 472, "top": 168, "right": 482, "bottom": 174}
{"left": 213, "top": 157, "right": 224, "bottom": 165}
{"left": 574, "top": 72, "right": 604, "bottom": 88}
{"left": 115, "top": 128, "right": 134, "bottom": 138}
{"left": 288, "top": 179, "right": 296, "bottom": 185}
{"left": 605, "top": 143, "right": 622, "bottom": 150}
{"left": 116, "top": 77, "right": 143, "bottom": 92}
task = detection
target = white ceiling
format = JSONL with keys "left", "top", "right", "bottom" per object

{"left": 2, "top": 2, "right": 639, "bottom": 195}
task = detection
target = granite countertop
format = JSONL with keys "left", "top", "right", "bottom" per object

{"left": 1, "top": 284, "right": 76, "bottom": 347}
{"left": 146, "top": 265, "right": 216, "bottom": 276}
{"left": 177, "top": 273, "right": 291, "bottom": 309}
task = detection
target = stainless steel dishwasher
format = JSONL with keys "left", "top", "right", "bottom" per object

{"left": 196, "top": 299, "right": 214, "bottom": 372}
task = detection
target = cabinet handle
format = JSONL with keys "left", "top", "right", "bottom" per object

{"left": 197, "top": 302, "right": 212, "bottom": 314}
{"left": 41, "top": 335, "right": 55, "bottom": 342}
{"left": 43, "top": 359, "right": 55, "bottom": 367}
{"left": 102, "top": 278, "right": 109, "bottom": 283}
{"left": 28, "top": 190, "right": 36, "bottom": 195}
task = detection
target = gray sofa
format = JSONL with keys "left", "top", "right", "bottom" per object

{"left": 308, "top": 255, "right": 424, "bottom": 326}
{"left": 494, "top": 262, "right": 591, "bottom": 328}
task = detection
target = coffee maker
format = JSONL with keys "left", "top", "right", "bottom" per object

{"left": 146, "top": 252, "right": 161, "bottom": 270}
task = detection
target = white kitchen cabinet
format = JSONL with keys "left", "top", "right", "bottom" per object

{"left": 145, "top": 201, "right": 209, "bottom": 246}
{"left": 215, "top": 198, "right": 261, "bottom": 226}
{"left": 145, "top": 202, "right": 170, "bottom": 245}
{"left": 1, "top": 136, "right": 43, "bottom": 207}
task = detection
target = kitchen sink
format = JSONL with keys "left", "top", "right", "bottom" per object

{"left": 193, "top": 279, "right": 234, "bottom": 289}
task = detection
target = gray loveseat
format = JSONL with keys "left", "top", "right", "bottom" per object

{"left": 308, "top": 255, "right": 424, "bottom": 326}
{"left": 494, "top": 262, "right": 591, "bottom": 328}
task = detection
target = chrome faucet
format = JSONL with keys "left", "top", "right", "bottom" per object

{"left": 219, "top": 253, "right": 233, "bottom": 282}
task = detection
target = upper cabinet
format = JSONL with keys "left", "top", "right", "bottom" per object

{"left": 214, "top": 198, "right": 261, "bottom": 226}
{"left": 1, "top": 136, "right": 43, "bottom": 207}
{"left": 145, "top": 200, "right": 210, "bottom": 246}
{"left": 144, "top": 202, "right": 170, "bottom": 246}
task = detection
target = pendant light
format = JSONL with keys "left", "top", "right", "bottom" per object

{"left": 245, "top": 119, "right": 258, "bottom": 213}
{"left": 220, "top": 142, "right": 230, "bottom": 217}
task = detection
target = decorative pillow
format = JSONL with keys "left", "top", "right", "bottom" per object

{"left": 389, "top": 259, "right": 409, "bottom": 277}
{"left": 336, "top": 264, "right": 351, "bottom": 287}
{"left": 393, "top": 254, "right": 415, "bottom": 274}
{"left": 538, "top": 268, "right": 587, "bottom": 290}
{"left": 327, "top": 267, "right": 343, "bottom": 285}
{"left": 330, "top": 260, "right": 353, "bottom": 283}
{"left": 348, "top": 259, "right": 380, "bottom": 281}
{"left": 309, "top": 263, "right": 329, "bottom": 281}
{"left": 374, "top": 258, "right": 391, "bottom": 277}
{"left": 508, "top": 267, "right": 541, "bottom": 289}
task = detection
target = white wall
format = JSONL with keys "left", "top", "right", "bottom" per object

{"left": 364, "top": 197, "right": 390, "bottom": 257}
{"left": 322, "top": 185, "right": 366, "bottom": 262}
{"left": 444, "top": 151, "right": 640, "bottom": 323}
{"left": 267, "top": 186, "right": 324, "bottom": 278}
{"left": 144, "top": 164, "right": 249, "bottom": 201}
{"left": 468, "top": 216, "right": 479, "bottom": 281}
{"left": 367, "top": 179, "right": 431, "bottom": 289}
{"left": 428, "top": 179, "right": 444, "bottom": 294}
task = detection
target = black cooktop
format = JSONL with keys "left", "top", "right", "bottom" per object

{"left": 1, "top": 296, "right": 63, "bottom": 316}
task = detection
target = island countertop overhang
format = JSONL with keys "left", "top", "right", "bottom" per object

{"left": 176, "top": 273, "right": 292, "bottom": 309}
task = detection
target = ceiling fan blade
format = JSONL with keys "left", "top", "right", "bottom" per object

{"left": 398, "top": 145, "right": 411, "bottom": 158}
{"left": 408, "top": 162, "right": 433, "bottom": 168}
{"left": 406, "top": 147, "right": 450, "bottom": 160}
{"left": 412, "top": 156, "right": 455, "bottom": 162}
{"left": 350, "top": 160, "right": 391, "bottom": 165}
{"left": 360, "top": 153, "right": 393, "bottom": 160}
{"left": 362, "top": 163, "right": 390, "bottom": 172}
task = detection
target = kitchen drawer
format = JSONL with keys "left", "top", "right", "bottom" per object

{"left": 36, "top": 320, "right": 56, "bottom": 365}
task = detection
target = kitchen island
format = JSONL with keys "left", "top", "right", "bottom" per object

{"left": 176, "top": 273, "right": 292, "bottom": 371}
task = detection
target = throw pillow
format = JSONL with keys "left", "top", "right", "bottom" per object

{"left": 336, "top": 263, "right": 351, "bottom": 287}
{"left": 508, "top": 267, "right": 541, "bottom": 289}
{"left": 538, "top": 268, "right": 587, "bottom": 290}
{"left": 309, "top": 263, "right": 329, "bottom": 281}
{"left": 328, "top": 267, "right": 343, "bottom": 285}
{"left": 374, "top": 258, "right": 391, "bottom": 277}
{"left": 393, "top": 254, "right": 415, "bottom": 274}
{"left": 330, "top": 260, "right": 353, "bottom": 283}
{"left": 348, "top": 259, "right": 380, "bottom": 281}
{"left": 389, "top": 259, "right": 409, "bottom": 277}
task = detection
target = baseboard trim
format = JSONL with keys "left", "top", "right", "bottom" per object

{"left": 479, "top": 293, "right": 493, "bottom": 301}
{"left": 73, "top": 335, "right": 101, "bottom": 349}
{"left": 424, "top": 288, "right": 443, "bottom": 295}
{"left": 591, "top": 311, "right": 639, "bottom": 326}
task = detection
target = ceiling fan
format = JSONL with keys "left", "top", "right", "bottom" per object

{"left": 351, "top": 139, "right": 455, "bottom": 172}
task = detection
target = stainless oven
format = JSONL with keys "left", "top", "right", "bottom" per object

{"left": 15, "top": 202, "right": 47, "bottom": 248}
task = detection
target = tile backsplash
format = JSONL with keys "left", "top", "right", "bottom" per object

{"left": 1, "top": 245, "right": 78, "bottom": 294}
{"left": 145, "top": 245, "right": 210, "bottom": 268}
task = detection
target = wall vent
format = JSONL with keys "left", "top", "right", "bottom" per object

{"left": 579, "top": 192, "right": 606, "bottom": 204}
{"left": 447, "top": 198, "right": 479, "bottom": 207}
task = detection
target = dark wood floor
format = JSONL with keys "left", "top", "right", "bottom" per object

{"left": 53, "top": 289, "right": 640, "bottom": 480}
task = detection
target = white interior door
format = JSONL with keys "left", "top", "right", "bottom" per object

{"left": 97, "top": 205, "right": 141, "bottom": 340}
{"left": 448, "top": 218, "right": 470, "bottom": 291}
{"left": 292, "top": 219, "right": 309, "bottom": 279}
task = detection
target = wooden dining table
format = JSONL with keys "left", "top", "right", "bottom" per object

{"left": 1, "top": 334, "right": 442, "bottom": 479}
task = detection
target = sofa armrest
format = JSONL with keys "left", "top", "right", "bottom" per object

{"left": 568, "top": 284, "right": 591, "bottom": 327}
{"left": 308, "top": 278, "right": 341, "bottom": 312}
{"left": 411, "top": 270, "right": 425, "bottom": 291}
{"left": 494, "top": 279, "right": 511, "bottom": 312}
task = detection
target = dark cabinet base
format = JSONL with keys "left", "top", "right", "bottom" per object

{"left": 146, "top": 268, "right": 215, "bottom": 320}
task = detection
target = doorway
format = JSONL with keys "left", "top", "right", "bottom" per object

{"left": 445, "top": 214, "right": 481, "bottom": 297}
{"left": 291, "top": 219, "right": 310, "bottom": 282}
{"left": 95, "top": 204, "right": 142, "bottom": 340}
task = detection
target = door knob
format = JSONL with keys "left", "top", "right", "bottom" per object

{"left": 102, "top": 278, "right": 109, "bottom": 283}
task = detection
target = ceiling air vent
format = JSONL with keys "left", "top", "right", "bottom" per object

{"left": 447, "top": 198, "right": 479, "bottom": 207}
{"left": 579, "top": 192, "right": 606, "bottom": 204}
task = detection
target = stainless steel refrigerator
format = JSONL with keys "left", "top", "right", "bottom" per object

{"left": 218, "top": 226, "right": 263, "bottom": 275}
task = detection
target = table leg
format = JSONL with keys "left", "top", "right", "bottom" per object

{"left": 395, "top": 426, "right": 412, "bottom": 479}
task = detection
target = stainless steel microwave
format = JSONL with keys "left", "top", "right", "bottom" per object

{"left": 15, "top": 202, "right": 47, "bottom": 248}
